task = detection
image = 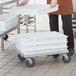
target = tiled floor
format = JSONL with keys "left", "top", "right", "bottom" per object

{"left": 0, "top": 28, "right": 76, "bottom": 76}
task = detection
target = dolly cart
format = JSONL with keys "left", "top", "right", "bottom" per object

{"left": 16, "top": 32, "right": 71, "bottom": 67}
{"left": 8, "top": 4, "right": 71, "bottom": 67}
{"left": 9, "top": 4, "right": 71, "bottom": 67}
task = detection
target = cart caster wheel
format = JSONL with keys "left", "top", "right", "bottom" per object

{"left": 18, "top": 54, "right": 25, "bottom": 61}
{"left": 53, "top": 54, "right": 59, "bottom": 58}
{"left": 62, "top": 55, "right": 71, "bottom": 63}
{"left": 26, "top": 58, "right": 35, "bottom": 67}
{"left": 3, "top": 34, "right": 8, "bottom": 40}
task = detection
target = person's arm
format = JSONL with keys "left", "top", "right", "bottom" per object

{"left": 20, "top": 0, "right": 29, "bottom": 6}
{"left": 51, "top": 0, "right": 57, "bottom": 7}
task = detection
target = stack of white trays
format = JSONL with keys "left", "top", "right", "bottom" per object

{"left": 0, "top": 14, "right": 18, "bottom": 32}
{"left": 16, "top": 31, "right": 71, "bottom": 67}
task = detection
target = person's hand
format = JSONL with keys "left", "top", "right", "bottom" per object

{"left": 50, "top": 0, "right": 57, "bottom": 7}
{"left": 20, "top": 0, "right": 29, "bottom": 6}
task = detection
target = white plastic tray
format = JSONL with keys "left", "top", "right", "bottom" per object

{"left": 16, "top": 31, "right": 68, "bottom": 57}
{"left": 0, "top": 14, "right": 18, "bottom": 31}
{"left": 8, "top": 4, "right": 59, "bottom": 15}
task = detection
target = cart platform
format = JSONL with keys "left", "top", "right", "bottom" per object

{"left": 16, "top": 32, "right": 71, "bottom": 67}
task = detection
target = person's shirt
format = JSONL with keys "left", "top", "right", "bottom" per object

{"left": 47, "top": 0, "right": 73, "bottom": 15}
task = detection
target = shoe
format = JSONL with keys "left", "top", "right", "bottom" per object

{"left": 68, "top": 48, "right": 75, "bottom": 56}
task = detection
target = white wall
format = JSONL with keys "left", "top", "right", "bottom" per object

{"left": 73, "top": 0, "right": 76, "bottom": 12}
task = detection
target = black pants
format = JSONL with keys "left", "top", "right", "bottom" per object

{"left": 49, "top": 14, "right": 74, "bottom": 49}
